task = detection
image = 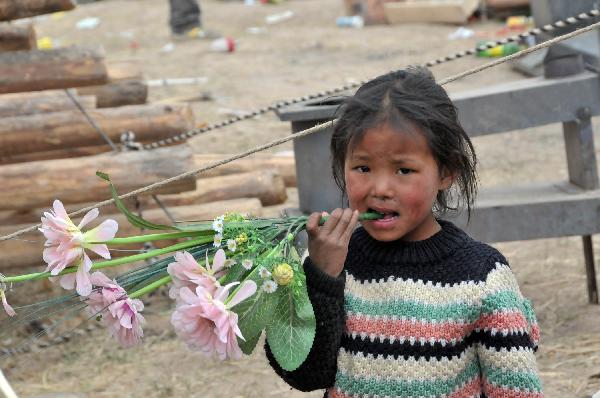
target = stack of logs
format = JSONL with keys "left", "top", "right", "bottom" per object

{"left": 0, "top": 0, "right": 297, "bottom": 271}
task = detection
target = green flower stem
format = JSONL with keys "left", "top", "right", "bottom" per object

{"left": 129, "top": 275, "right": 172, "bottom": 299}
{"left": 101, "top": 230, "right": 213, "bottom": 245}
{"left": 319, "top": 211, "right": 383, "bottom": 225}
{"left": 1, "top": 237, "right": 212, "bottom": 284}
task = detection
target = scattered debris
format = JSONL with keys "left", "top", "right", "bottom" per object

{"left": 265, "top": 10, "right": 294, "bottom": 25}
{"left": 210, "top": 37, "right": 236, "bottom": 53}
{"left": 336, "top": 15, "right": 364, "bottom": 28}
{"left": 146, "top": 77, "right": 209, "bottom": 87}
{"left": 447, "top": 26, "right": 474, "bottom": 40}
{"left": 75, "top": 16, "right": 100, "bottom": 30}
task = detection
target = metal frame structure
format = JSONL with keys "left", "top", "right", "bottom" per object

{"left": 278, "top": 0, "right": 600, "bottom": 304}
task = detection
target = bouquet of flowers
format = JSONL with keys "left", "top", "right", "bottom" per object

{"left": 0, "top": 172, "right": 380, "bottom": 371}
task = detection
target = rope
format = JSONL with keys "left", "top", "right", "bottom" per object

{"left": 2, "top": 18, "right": 600, "bottom": 243}
{"left": 140, "top": 8, "right": 600, "bottom": 150}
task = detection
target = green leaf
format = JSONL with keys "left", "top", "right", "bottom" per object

{"left": 96, "top": 171, "right": 177, "bottom": 231}
{"left": 232, "top": 278, "right": 277, "bottom": 345}
{"left": 238, "top": 329, "right": 262, "bottom": 356}
{"left": 265, "top": 280, "right": 315, "bottom": 371}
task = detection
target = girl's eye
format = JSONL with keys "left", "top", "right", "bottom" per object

{"left": 398, "top": 168, "right": 413, "bottom": 175}
{"left": 354, "top": 166, "right": 369, "bottom": 173}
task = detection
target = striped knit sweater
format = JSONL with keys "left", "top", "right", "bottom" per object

{"left": 266, "top": 220, "right": 542, "bottom": 398}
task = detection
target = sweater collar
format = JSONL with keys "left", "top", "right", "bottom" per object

{"left": 350, "top": 219, "right": 471, "bottom": 266}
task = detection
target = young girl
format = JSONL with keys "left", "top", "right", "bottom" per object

{"left": 266, "top": 67, "right": 542, "bottom": 398}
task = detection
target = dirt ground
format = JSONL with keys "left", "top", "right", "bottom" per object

{"left": 3, "top": 0, "right": 600, "bottom": 397}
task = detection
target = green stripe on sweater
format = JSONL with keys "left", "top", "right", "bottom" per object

{"left": 481, "top": 291, "right": 526, "bottom": 315}
{"left": 344, "top": 294, "right": 481, "bottom": 322}
{"left": 484, "top": 366, "right": 542, "bottom": 392}
{"left": 335, "top": 359, "right": 479, "bottom": 397}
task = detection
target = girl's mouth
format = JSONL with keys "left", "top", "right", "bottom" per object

{"left": 367, "top": 208, "right": 399, "bottom": 227}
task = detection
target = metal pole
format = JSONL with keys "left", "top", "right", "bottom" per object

{"left": 582, "top": 235, "right": 599, "bottom": 304}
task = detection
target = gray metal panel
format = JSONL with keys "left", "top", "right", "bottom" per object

{"left": 452, "top": 72, "right": 600, "bottom": 136}
{"left": 446, "top": 181, "right": 600, "bottom": 242}
{"left": 291, "top": 120, "right": 346, "bottom": 213}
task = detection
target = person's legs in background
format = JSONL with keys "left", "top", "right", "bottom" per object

{"left": 169, "top": 0, "right": 204, "bottom": 38}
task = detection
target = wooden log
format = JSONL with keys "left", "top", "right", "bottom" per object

{"left": 0, "top": 145, "right": 108, "bottom": 165}
{"left": 194, "top": 153, "right": 296, "bottom": 187}
{"left": 0, "top": 0, "right": 75, "bottom": 21}
{"left": 156, "top": 170, "right": 287, "bottom": 207}
{"left": 77, "top": 61, "right": 148, "bottom": 108}
{"left": 0, "top": 45, "right": 108, "bottom": 93}
{"left": 0, "top": 198, "right": 263, "bottom": 270}
{"left": 0, "top": 22, "right": 36, "bottom": 51}
{"left": 0, "top": 145, "right": 197, "bottom": 211}
{"left": 0, "top": 90, "right": 95, "bottom": 118}
{"left": 0, "top": 103, "right": 195, "bottom": 158}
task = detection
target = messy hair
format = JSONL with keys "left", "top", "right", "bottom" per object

{"left": 330, "top": 66, "right": 478, "bottom": 218}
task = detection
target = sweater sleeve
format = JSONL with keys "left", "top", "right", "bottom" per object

{"left": 475, "top": 258, "right": 543, "bottom": 397}
{"left": 265, "top": 256, "right": 346, "bottom": 392}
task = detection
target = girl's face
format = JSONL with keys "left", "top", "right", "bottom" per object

{"left": 344, "top": 123, "right": 453, "bottom": 242}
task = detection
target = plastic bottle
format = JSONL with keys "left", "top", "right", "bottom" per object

{"left": 210, "top": 37, "right": 235, "bottom": 53}
{"left": 336, "top": 15, "right": 364, "bottom": 28}
{"left": 506, "top": 16, "right": 534, "bottom": 30}
{"left": 476, "top": 42, "right": 522, "bottom": 57}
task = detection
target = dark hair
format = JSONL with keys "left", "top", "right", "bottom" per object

{"left": 330, "top": 66, "right": 478, "bottom": 218}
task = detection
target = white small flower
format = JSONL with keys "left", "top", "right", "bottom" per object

{"left": 262, "top": 280, "right": 278, "bottom": 293}
{"left": 212, "top": 216, "right": 224, "bottom": 233}
{"left": 258, "top": 266, "right": 271, "bottom": 278}
{"left": 241, "top": 259, "right": 253, "bottom": 270}
{"left": 227, "top": 239, "right": 237, "bottom": 252}
{"left": 213, "top": 233, "right": 223, "bottom": 248}
{"left": 224, "top": 259, "right": 237, "bottom": 268}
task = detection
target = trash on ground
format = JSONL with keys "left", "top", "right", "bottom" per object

{"left": 210, "top": 37, "right": 236, "bottom": 53}
{"left": 247, "top": 26, "right": 267, "bottom": 34}
{"left": 476, "top": 41, "right": 523, "bottom": 57}
{"left": 265, "top": 10, "right": 294, "bottom": 25}
{"left": 447, "top": 26, "right": 474, "bottom": 40}
{"left": 147, "top": 77, "right": 209, "bottom": 87}
{"left": 76, "top": 17, "right": 100, "bottom": 30}
{"left": 336, "top": 15, "right": 364, "bottom": 28}
{"left": 160, "top": 42, "right": 175, "bottom": 53}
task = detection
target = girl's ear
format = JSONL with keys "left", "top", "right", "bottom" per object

{"left": 439, "top": 169, "right": 456, "bottom": 191}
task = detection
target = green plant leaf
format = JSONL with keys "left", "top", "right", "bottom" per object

{"left": 238, "top": 329, "right": 262, "bottom": 356}
{"left": 265, "top": 280, "right": 315, "bottom": 371}
{"left": 232, "top": 278, "right": 277, "bottom": 346}
{"left": 96, "top": 171, "right": 177, "bottom": 231}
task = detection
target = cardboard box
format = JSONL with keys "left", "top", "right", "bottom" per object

{"left": 383, "top": 0, "right": 480, "bottom": 24}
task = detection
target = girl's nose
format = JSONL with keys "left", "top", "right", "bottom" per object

{"left": 371, "top": 173, "right": 395, "bottom": 199}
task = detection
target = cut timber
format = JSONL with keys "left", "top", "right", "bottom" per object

{"left": 0, "top": 103, "right": 195, "bottom": 158}
{"left": 0, "top": 0, "right": 75, "bottom": 21}
{"left": 0, "top": 22, "right": 36, "bottom": 51}
{"left": 0, "top": 90, "right": 95, "bottom": 118}
{"left": 156, "top": 170, "right": 287, "bottom": 207}
{"left": 194, "top": 153, "right": 296, "bottom": 187}
{"left": 384, "top": 0, "right": 480, "bottom": 24}
{"left": 485, "top": 0, "right": 529, "bottom": 8}
{"left": 77, "top": 61, "right": 148, "bottom": 108}
{"left": 0, "top": 198, "right": 263, "bottom": 270}
{"left": 0, "top": 145, "right": 107, "bottom": 165}
{"left": 0, "top": 45, "right": 108, "bottom": 93}
{"left": 0, "top": 145, "right": 196, "bottom": 211}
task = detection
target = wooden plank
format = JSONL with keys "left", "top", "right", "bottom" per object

{"left": 384, "top": 0, "right": 480, "bottom": 24}
{"left": 0, "top": 22, "right": 36, "bottom": 51}
{"left": 0, "top": 0, "right": 75, "bottom": 21}
{"left": 0, "top": 145, "right": 197, "bottom": 211}
{"left": 0, "top": 45, "right": 108, "bottom": 93}
{"left": 0, "top": 90, "right": 95, "bottom": 118}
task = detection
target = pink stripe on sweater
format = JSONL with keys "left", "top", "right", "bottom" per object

{"left": 346, "top": 311, "right": 529, "bottom": 342}
{"left": 484, "top": 380, "right": 543, "bottom": 398}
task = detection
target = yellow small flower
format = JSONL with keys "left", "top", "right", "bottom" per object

{"left": 272, "top": 263, "right": 294, "bottom": 286}
{"left": 236, "top": 232, "right": 248, "bottom": 245}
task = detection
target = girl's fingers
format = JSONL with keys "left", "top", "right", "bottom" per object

{"left": 320, "top": 208, "right": 342, "bottom": 235}
{"left": 343, "top": 210, "right": 360, "bottom": 240}
{"left": 332, "top": 208, "right": 354, "bottom": 238}
{"left": 305, "top": 212, "right": 322, "bottom": 238}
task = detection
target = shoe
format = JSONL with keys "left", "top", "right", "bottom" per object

{"left": 172, "top": 27, "right": 220, "bottom": 41}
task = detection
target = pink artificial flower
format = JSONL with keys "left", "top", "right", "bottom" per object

{"left": 86, "top": 271, "right": 145, "bottom": 348}
{"left": 1, "top": 290, "right": 15, "bottom": 317}
{"left": 40, "top": 200, "right": 118, "bottom": 297}
{"left": 167, "top": 249, "right": 228, "bottom": 300}
{"left": 171, "top": 280, "right": 257, "bottom": 360}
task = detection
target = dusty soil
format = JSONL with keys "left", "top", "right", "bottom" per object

{"left": 3, "top": 0, "right": 600, "bottom": 397}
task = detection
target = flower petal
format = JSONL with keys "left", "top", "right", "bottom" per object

{"left": 211, "top": 249, "right": 226, "bottom": 273}
{"left": 86, "top": 244, "right": 111, "bottom": 259}
{"left": 59, "top": 273, "right": 76, "bottom": 290}
{"left": 52, "top": 199, "right": 69, "bottom": 220}
{"left": 1, "top": 292, "right": 16, "bottom": 317}
{"left": 78, "top": 208, "right": 99, "bottom": 229}
{"left": 227, "top": 280, "right": 257, "bottom": 308}
{"left": 85, "top": 219, "right": 119, "bottom": 242}
{"left": 75, "top": 259, "right": 93, "bottom": 297}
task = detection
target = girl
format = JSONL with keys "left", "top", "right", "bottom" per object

{"left": 266, "top": 67, "right": 542, "bottom": 398}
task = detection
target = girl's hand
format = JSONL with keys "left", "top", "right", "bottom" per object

{"left": 306, "top": 208, "right": 360, "bottom": 277}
